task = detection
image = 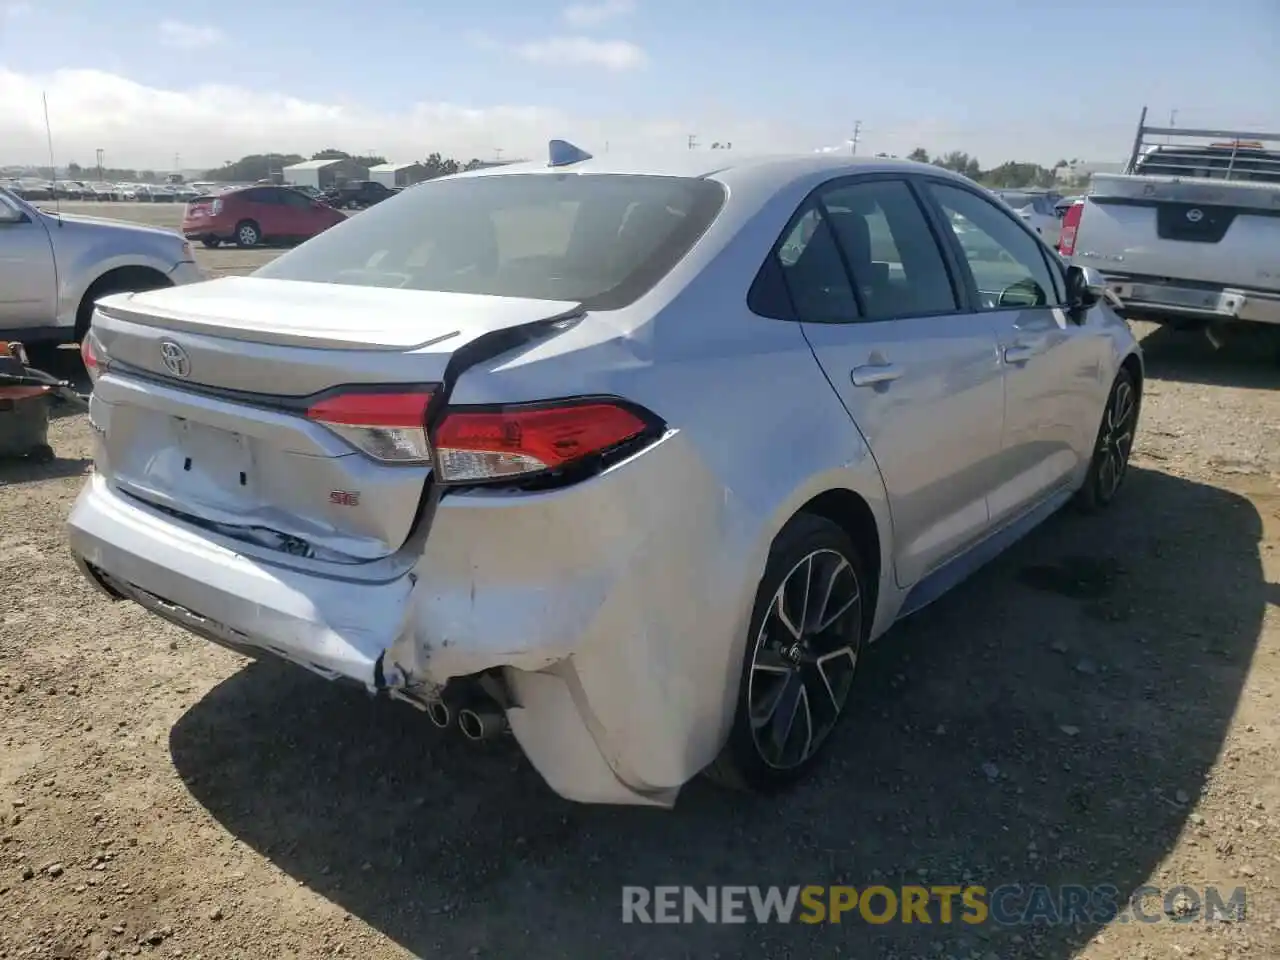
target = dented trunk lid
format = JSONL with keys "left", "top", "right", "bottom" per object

{"left": 89, "top": 276, "right": 581, "bottom": 563}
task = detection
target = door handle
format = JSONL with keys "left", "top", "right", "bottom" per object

{"left": 1003, "top": 345, "right": 1037, "bottom": 364}
{"left": 850, "top": 363, "right": 904, "bottom": 387}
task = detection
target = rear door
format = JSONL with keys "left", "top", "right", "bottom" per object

{"left": 782, "top": 176, "right": 1006, "bottom": 588}
{"left": 276, "top": 188, "right": 318, "bottom": 239}
{"left": 923, "top": 179, "right": 1102, "bottom": 525}
{"left": 239, "top": 187, "right": 285, "bottom": 239}
{"left": 1073, "top": 175, "right": 1280, "bottom": 291}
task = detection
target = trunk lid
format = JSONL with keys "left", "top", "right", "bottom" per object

{"left": 89, "top": 277, "right": 581, "bottom": 563}
{"left": 1074, "top": 174, "right": 1280, "bottom": 291}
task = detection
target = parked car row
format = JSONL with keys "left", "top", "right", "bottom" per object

{"left": 0, "top": 178, "right": 232, "bottom": 203}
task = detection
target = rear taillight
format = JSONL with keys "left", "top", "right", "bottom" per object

{"left": 305, "top": 388, "right": 436, "bottom": 463}
{"left": 433, "top": 399, "right": 657, "bottom": 484}
{"left": 1058, "top": 201, "right": 1083, "bottom": 256}
{"left": 80, "top": 335, "right": 108, "bottom": 383}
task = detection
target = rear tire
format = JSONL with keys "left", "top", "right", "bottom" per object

{"left": 201, "top": 238, "right": 221, "bottom": 249}
{"left": 704, "top": 513, "right": 866, "bottom": 793}
{"left": 1075, "top": 366, "right": 1139, "bottom": 512}
{"left": 234, "top": 220, "right": 261, "bottom": 248}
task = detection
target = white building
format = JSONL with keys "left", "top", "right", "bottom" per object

{"left": 369, "top": 162, "right": 426, "bottom": 188}
{"left": 282, "top": 158, "right": 369, "bottom": 190}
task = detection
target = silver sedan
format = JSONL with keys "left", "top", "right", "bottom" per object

{"left": 66, "top": 144, "right": 1142, "bottom": 807}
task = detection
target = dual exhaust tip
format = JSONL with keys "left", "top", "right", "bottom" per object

{"left": 426, "top": 696, "right": 505, "bottom": 741}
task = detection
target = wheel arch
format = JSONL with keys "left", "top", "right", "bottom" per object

{"left": 75, "top": 265, "right": 174, "bottom": 339}
{"left": 790, "top": 488, "right": 883, "bottom": 641}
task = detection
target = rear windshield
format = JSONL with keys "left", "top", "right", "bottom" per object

{"left": 254, "top": 172, "right": 727, "bottom": 309}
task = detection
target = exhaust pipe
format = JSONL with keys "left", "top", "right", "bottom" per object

{"left": 458, "top": 706, "right": 506, "bottom": 741}
{"left": 426, "top": 698, "right": 453, "bottom": 729}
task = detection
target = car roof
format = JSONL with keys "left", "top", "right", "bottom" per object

{"left": 450, "top": 150, "right": 977, "bottom": 191}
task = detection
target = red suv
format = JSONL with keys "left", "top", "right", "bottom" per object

{"left": 182, "top": 186, "right": 347, "bottom": 249}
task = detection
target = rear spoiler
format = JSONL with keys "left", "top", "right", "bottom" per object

{"left": 1122, "top": 106, "right": 1280, "bottom": 183}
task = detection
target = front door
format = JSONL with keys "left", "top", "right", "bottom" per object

{"left": 0, "top": 194, "right": 57, "bottom": 332}
{"left": 922, "top": 179, "right": 1102, "bottom": 526}
{"left": 778, "top": 176, "right": 1006, "bottom": 588}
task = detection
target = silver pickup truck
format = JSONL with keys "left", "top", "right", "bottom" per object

{"left": 0, "top": 187, "right": 203, "bottom": 345}
{"left": 1061, "top": 108, "right": 1280, "bottom": 343}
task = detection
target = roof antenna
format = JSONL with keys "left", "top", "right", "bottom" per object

{"left": 548, "top": 139, "right": 593, "bottom": 167}
{"left": 42, "top": 92, "right": 62, "bottom": 222}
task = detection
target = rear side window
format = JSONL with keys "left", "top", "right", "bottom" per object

{"left": 255, "top": 173, "right": 725, "bottom": 309}
{"left": 821, "top": 180, "right": 958, "bottom": 320}
{"left": 771, "top": 207, "right": 860, "bottom": 322}
{"left": 753, "top": 178, "right": 959, "bottom": 323}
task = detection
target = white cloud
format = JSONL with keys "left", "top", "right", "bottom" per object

{"left": 0, "top": 67, "right": 808, "bottom": 170}
{"left": 514, "top": 36, "right": 646, "bottom": 71}
{"left": 562, "top": 0, "right": 634, "bottom": 28}
{"left": 3, "top": 1, "right": 33, "bottom": 17}
{"left": 157, "top": 20, "right": 224, "bottom": 50}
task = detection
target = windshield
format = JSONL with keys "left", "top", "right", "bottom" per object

{"left": 255, "top": 172, "right": 727, "bottom": 309}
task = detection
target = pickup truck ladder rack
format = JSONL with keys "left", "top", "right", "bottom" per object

{"left": 1123, "top": 106, "right": 1280, "bottom": 182}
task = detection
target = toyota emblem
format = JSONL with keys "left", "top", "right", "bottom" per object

{"left": 1186, "top": 208, "right": 1205, "bottom": 223}
{"left": 159, "top": 340, "right": 191, "bottom": 378}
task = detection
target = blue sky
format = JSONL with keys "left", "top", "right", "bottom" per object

{"left": 1, "top": 0, "right": 1277, "bottom": 168}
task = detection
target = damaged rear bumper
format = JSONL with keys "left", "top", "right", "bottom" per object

{"left": 66, "top": 431, "right": 751, "bottom": 808}
{"left": 69, "top": 474, "right": 408, "bottom": 688}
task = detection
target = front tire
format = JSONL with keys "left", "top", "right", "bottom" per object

{"left": 705, "top": 513, "right": 866, "bottom": 792}
{"left": 1075, "top": 366, "right": 1139, "bottom": 512}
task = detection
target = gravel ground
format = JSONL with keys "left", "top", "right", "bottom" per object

{"left": 1, "top": 204, "right": 1279, "bottom": 959}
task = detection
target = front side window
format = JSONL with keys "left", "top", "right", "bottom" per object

{"left": 926, "top": 182, "right": 1061, "bottom": 310}
{"left": 255, "top": 173, "right": 726, "bottom": 309}
{"left": 279, "top": 189, "right": 313, "bottom": 209}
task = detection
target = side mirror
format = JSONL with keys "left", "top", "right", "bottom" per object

{"left": 1065, "top": 264, "right": 1106, "bottom": 313}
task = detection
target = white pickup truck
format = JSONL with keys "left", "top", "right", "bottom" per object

{"left": 1060, "top": 108, "right": 1280, "bottom": 346}
{"left": 0, "top": 186, "right": 203, "bottom": 346}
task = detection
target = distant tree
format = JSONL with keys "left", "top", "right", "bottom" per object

{"left": 463, "top": 158, "right": 484, "bottom": 171}
{"left": 67, "top": 162, "right": 83, "bottom": 177}
{"left": 312, "top": 148, "right": 387, "bottom": 166}
{"left": 139, "top": 170, "right": 157, "bottom": 183}
{"left": 202, "top": 153, "right": 304, "bottom": 182}
{"left": 906, "top": 147, "right": 930, "bottom": 163}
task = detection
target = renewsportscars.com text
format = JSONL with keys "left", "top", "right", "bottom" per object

{"left": 621, "top": 884, "right": 1247, "bottom": 926}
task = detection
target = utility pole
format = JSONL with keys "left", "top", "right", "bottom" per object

{"left": 851, "top": 120, "right": 862, "bottom": 156}
{"left": 96, "top": 148, "right": 104, "bottom": 181}
{"left": 494, "top": 147, "right": 504, "bottom": 162}
{"left": 687, "top": 134, "right": 698, "bottom": 150}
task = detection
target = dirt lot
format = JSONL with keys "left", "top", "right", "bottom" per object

{"left": 2, "top": 204, "right": 1279, "bottom": 959}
